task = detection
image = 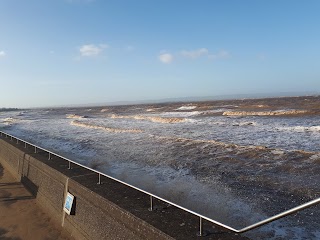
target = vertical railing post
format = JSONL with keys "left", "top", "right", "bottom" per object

{"left": 149, "top": 195, "right": 154, "bottom": 211}
{"left": 24, "top": 142, "right": 27, "bottom": 148}
{"left": 97, "top": 173, "right": 101, "bottom": 185}
{"left": 197, "top": 217, "right": 207, "bottom": 237}
{"left": 34, "top": 146, "right": 37, "bottom": 153}
{"left": 16, "top": 139, "right": 19, "bottom": 144}
{"left": 68, "top": 161, "right": 71, "bottom": 169}
{"left": 48, "top": 152, "right": 51, "bottom": 160}
{"left": 10, "top": 136, "right": 13, "bottom": 141}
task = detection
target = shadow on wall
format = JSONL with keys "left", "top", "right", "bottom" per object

{"left": 21, "top": 176, "right": 39, "bottom": 197}
{"left": 0, "top": 163, "right": 3, "bottom": 178}
{"left": 0, "top": 228, "right": 21, "bottom": 240}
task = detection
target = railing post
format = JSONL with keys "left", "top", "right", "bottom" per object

{"left": 196, "top": 217, "right": 207, "bottom": 237}
{"left": 16, "top": 139, "right": 19, "bottom": 144}
{"left": 5, "top": 134, "right": 8, "bottom": 138}
{"left": 24, "top": 142, "right": 27, "bottom": 148}
{"left": 34, "top": 146, "right": 37, "bottom": 153}
{"left": 48, "top": 152, "right": 51, "bottom": 160}
{"left": 10, "top": 136, "right": 13, "bottom": 141}
{"left": 149, "top": 195, "right": 154, "bottom": 211}
{"left": 68, "top": 161, "right": 71, "bottom": 170}
{"left": 97, "top": 173, "right": 101, "bottom": 185}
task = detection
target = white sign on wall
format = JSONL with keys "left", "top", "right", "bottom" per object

{"left": 63, "top": 192, "right": 74, "bottom": 215}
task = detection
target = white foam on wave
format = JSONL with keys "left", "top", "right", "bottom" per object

{"left": 176, "top": 106, "right": 197, "bottom": 110}
{"left": 278, "top": 126, "right": 320, "bottom": 132}
{"left": 223, "top": 110, "right": 309, "bottom": 116}
{"left": 200, "top": 108, "right": 231, "bottom": 114}
{"left": 158, "top": 111, "right": 201, "bottom": 117}
{"left": 71, "top": 120, "right": 143, "bottom": 133}
{"left": 66, "top": 114, "right": 88, "bottom": 119}
{"left": 232, "top": 121, "right": 258, "bottom": 127}
{"left": 110, "top": 114, "right": 186, "bottom": 124}
{"left": 100, "top": 161, "right": 262, "bottom": 228}
{"left": 0, "top": 117, "right": 21, "bottom": 126}
{"left": 309, "top": 154, "right": 320, "bottom": 161}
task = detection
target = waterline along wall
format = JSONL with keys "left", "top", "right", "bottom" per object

{"left": 0, "top": 136, "right": 173, "bottom": 240}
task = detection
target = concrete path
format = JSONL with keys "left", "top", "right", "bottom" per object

{"left": 0, "top": 164, "right": 73, "bottom": 240}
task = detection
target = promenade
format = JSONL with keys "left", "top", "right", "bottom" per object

{"left": 0, "top": 163, "right": 72, "bottom": 240}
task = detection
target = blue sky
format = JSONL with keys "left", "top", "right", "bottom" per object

{"left": 1, "top": 0, "right": 320, "bottom": 108}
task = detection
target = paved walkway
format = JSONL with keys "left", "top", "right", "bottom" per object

{"left": 0, "top": 164, "right": 72, "bottom": 240}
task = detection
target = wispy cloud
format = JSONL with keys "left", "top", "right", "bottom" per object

{"left": 180, "top": 48, "right": 209, "bottom": 59}
{"left": 180, "top": 48, "right": 230, "bottom": 60}
{"left": 0, "top": 50, "right": 6, "bottom": 58}
{"left": 79, "top": 44, "right": 108, "bottom": 57}
{"left": 158, "top": 52, "right": 173, "bottom": 64}
{"left": 208, "top": 50, "right": 230, "bottom": 60}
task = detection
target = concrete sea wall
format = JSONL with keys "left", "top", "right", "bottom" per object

{"left": 0, "top": 138, "right": 172, "bottom": 240}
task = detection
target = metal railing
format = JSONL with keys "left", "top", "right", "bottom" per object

{"left": 0, "top": 130, "right": 319, "bottom": 236}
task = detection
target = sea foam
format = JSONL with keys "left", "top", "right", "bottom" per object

{"left": 71, "top": 120, "right": 142, "bottom": 133}
{"left": 110, "top": 114, "right": 186, "bottom": 124}
{"left": 223, "top": 110, "right": 309, "bottom": 116}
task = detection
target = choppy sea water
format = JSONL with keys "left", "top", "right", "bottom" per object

{"left": 0, "top": 98, "right": 319, "bottom": 239}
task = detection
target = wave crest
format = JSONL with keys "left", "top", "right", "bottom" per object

{"left": 110, "top": 114, "right": 186, "bottom": 124}
{"left": 222, "top": 110, "right": 309, "bottom": 116}
{"left": 71, "top": 120, "right": 142, "bottom": 133}
{"left": 0, "top": 117, "right": 19, "bottom": 125}
{"left": 278, "top": 126, "right": 320, "bottom": 132}
{"left": 66, "top": 114, "right": 88, "bottom": 119}
{"left": 176, "top": 106, "right": 197, "bottom": 111}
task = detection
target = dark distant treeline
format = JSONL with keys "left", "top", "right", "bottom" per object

{"left": 0, "top": 108, "right": 19, "bottom": 112}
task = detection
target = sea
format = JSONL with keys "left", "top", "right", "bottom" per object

{"left": 0, "top": 96, "right": 319, "bottom": 240}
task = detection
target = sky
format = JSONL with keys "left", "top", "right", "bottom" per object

{"left": 0, "top": 0, "right": 320, "bottom": 108}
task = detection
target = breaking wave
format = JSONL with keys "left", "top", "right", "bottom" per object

{"left": 222, "top": 110, "right": 310, "bottom": 116}
{"left": 159, "top": 111, "right": 201, "bottom": 117}
{"left": 110, "top": 114, "right": 186, "bottom": 124}
{"left": 176, "top": 105, "right": 197, "bottom": 110}
{"left": 278, "top": 126, "right": 320, "bottom": 132}
{"left": 66, "top": 114, "right": 88, "bottom": 119}
{"left": 0, "top": 117, "right": 20, "bottom": 125}
{"left": 71, "top": 120, "right": 142, "bottom": 133}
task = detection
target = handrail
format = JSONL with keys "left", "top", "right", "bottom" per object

{"left": 0, "top": 130, "right": 319, "bottom": 235}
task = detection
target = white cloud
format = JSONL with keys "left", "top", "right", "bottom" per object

{"left": 159, "top": 53, "right": 173, "bottom": 64}
{"left": 180, "top": 48, "right": 209, "bottom": 59}
{"left": 0, "top": 51, "right": 6, "bottom": 57}
{"left": 79, "top": 44, "right": 108, "bottom": 57}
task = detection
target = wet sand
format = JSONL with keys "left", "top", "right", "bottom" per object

{"left": 0, "top": 164, "right": 72, "bottom": 240}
